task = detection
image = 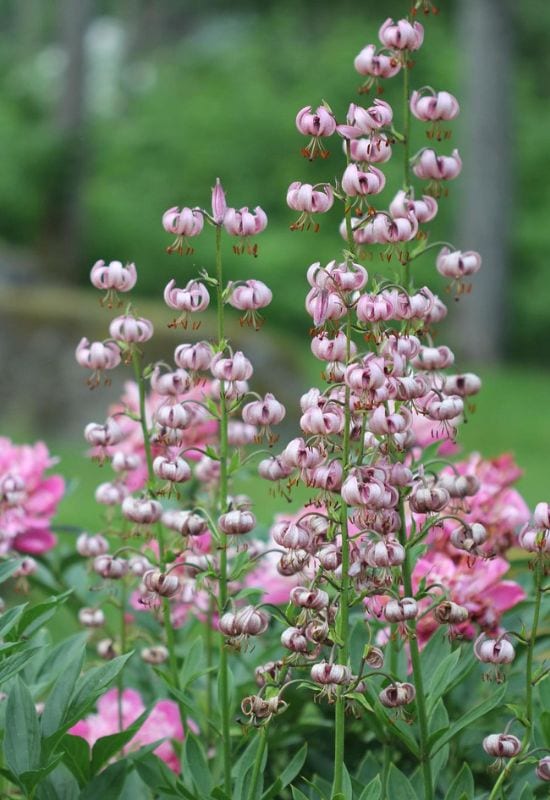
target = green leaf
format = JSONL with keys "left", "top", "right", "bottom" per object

{"left": 233, "top": 734, "right": 262, "bottom": 800}
{"left": 12, "top": 590, "right": 72, "bottom": 639}
{"left": 518, "top": 783, "right": 534, "bottom": 800}
{"left": 444, "top": 762, "right": 474, "bottom": 800}
{"left": 66, "top": 652, "right": 133, "bottom": 727}
{"left": 342, "top": 764, "right": 353, "bottom": 800}
{"left": 358, "top": 775, "right": 382, "bottom": 800}
{"left": 179, "top": 637, "right": 204, "bottom": 690}
{"left": 134, "top": 752, "right": 180, "bottom": 794}
{"left": 35, "top": 633, "right": 88, "bottom": 687}
{"left": 432, "top": 684, "right": 507, "bottom": 755}
{"left": 182, "top": 732, "right": 212, "bottom": 797}
{"left": 291, "top": 789, "right": 310, "bottom": 800}
{"left": 426, "top": 649, "right": 461, "bottom": 716}
{"left": 35, "top": 763, "right": 80, "bottom": 800}
{"left": 387, "top": 765, "right": 418, "bottom": 800}
{"left": 0, "top": 604, "right": 27, "bottom": 638}
{"left": 355, "top": 753, "right": 380, "bottom": 786}
{"left": 261, "top": 743, "right": 307, "bottom": 800}
{"left": 90, "top": 710, "right": 150, "bottom": 775}
{"left": 59, "top": 734, "right": 90, "bottom": 787}
{"left": 19, "top": 754, "right": 64, "bottom": 793}
{"left": 78, "top": 760, "right": 129, "bottom": 800}
{"left": 540, "top": 711, "right": 550, "bottom": 748}
{"left": 4, "top": 676, "right": 41, "bottom": 776}
{"left": 0, "top": 558, "right": 23, "bottom": 584}
{"left": 41, "top": 640, "right": 86, "bottom": 739}
{"left": 0, "top": 646, "right": 40, "bottom": 688}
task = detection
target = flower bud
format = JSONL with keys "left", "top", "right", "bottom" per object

{"left": 290, "top": 586, "right": 330, "bottom": 610}
{"left": 153, "top": 456, "right": 191, "bottom": 483}
{"left": 379, "top": 682, "right": 416, "bottom": 708}
{"left": 218, "top": 509, "right": 256, "bottom": 535}
{"left": 93, "top": 555, "right": 128, "bottom": 580}
{"left": 410, "top": 90, "right": 459, "bottom": 121}
{"left": 84, "top": 418, "right": 125, "bottom": 447}
{"left": 141, "top": 645, "right": 169, "bottom": 665}
{"left": 13, "top": 557, "right": 37, "bottom": 577}
{"left": 258, "top": 455, "right": 294, "bottom": 481}
{"left": 76, "top": 533, "right": 109, "bottom": 558}
{"left": 109, "top": 315, "right": 154, "bottom": 344}
{"left": 95, "top": 481, "right": 128, "bottom": 506}
{"left": 536, "top": 756, "right": 550, "bottom": 781}
{"left": 235, "top": 606, "right": 269, "bottom": 636}
{"left": 366, "top": 538, "right": 406, "bottom": 568}
{"left": 162, "top": 509, "right": 208, "bottom": 537}
{"left": 384, "top": 597, "right": 417, "bottom": 623}
{"left": 534, "top": 502, "right": 550, "bottom": 530}
{"left": 78, "top": 607, "right": 105, "bottom": 628}
{"left": 474, "top": 634, "right": 515, "bottom": 664}
{"left": 434, "top": 601, "right": 469, "bottom": 625}
{"left": 379, "top": 17, "right": 424, "bottom": 50}
{"left": 150, "top": 366, "right": 190, "bottom": 396}
{"left": 518, "top": 527, "right": 550, "bottom": 553}
{"left": 364, "top": 646, "right": 385, "bottom": 670}
{"left": 483, "top": 734, "right": 521, "bottom": 759}
{"left": 90, "top": 260, "right": 137, "bottom": 293}
{"left": 311, "top": 661, "right": 352, "bottom": 686}
{"left": 143, "top": 569, "right": 180, "bottom": 598}
{"left": 122, "top": 496, "right": 163, "bottom": 525}
{"left": 97, "top": 638, "right": 118, "bottom": 660}
{"left": 211, "top": 351, "right": 253, "bottom": 382}
{"left": 409, "top": 486, "right": 450, "bottom": 514}
{"left": 174, "top": 341, "right": 213, "bottom": 372}
{"left": 281, "top": 626, "right": 308, "bottom": 652}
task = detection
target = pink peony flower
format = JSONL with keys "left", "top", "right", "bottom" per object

{"left": 0, "top": 438, "right": 64, "bottom": 555}
{"left": 69, "top": 688, "right": 187, "bottom": 772}
{"left": 413, "top": 551, "right": 526, "bottom": 645}
{"left": 438, "top": 453, "right": 530, "bottom": 554}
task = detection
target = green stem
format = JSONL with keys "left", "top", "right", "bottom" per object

{"left": 402, "top": 50, "right": 412, "bottom": 291}
{"left": 117, "top": 582, "right": 127, "bottom": 733}
{"left": 214, "top": 224, "right": 232, "bottom": 796}
{"left": 398, "top": 501, "right": 433, "bottom": 800}
{"left": 248, "top": 727, "right": 267, "bottom": 800}
{"left": 206, "top": 594, "right": 214, "bottom": 745}
{"left": 333, "top": 146, "right": 356, "bottom": 797}
{"left": 131, "top": 351, "right": 185, "bottom": 725}
{"left": 487, "top": 560, "right": 544, "bottom": 800}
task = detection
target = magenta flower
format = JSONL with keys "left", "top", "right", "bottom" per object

{"left": 69, "top": 688, "right": 187, "bottom": 772}
{"left": 337, "top": 101, "right": 393, "bottom": 139}
{"left": 162, "top": 207, "right": 204, "bottom": 255}
{"left": 413, "top": 148, "right": 463, "bottom": 181}
{"left": 0, "top": 438, "right": 64, "bottom": 555}
{"left": 211, "top": 177, "right": 227, "bottom": 224}
{"left": 410, "top": 89, "right": 460, "bottom": 122}
{"left": 223, "top": 206, "right": 267, "bottom": 254}
{"left": 354, "top": 44, "right": 401, "bottom": 79}
{"left": 296, "top": 104, "right": 337, "bottom": 159}
{"left": 287, "top": 182, "right": 334, "bottom": 232}
{"left": 413, "top": 551, "right": 526, "bottom": 644}
{"left": 378, "top": 18, "right": 424, "bottom": 51}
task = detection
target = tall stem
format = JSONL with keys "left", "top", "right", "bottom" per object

{"left": 402, "top": 48, "right": 413, "bottom": 291}
{"left": 398, "top": 501, "right": 433, "bottom": 800}
{"left": 487, "top": 560, "right": 544, "bottom": 800}
{"left": 248, "top": 727, "right": 267, "bottom": 800}
{"left": 214, "top": 224, "right": 232, "bottom": 795}
{"left": 333, "top": 142, "right": 356, "bottom": 797}
{"left": 117, "top": 582, "right": 127, "bottom": 732}
{"left": 131, "top": 351, "right": 184, "bottom": 722}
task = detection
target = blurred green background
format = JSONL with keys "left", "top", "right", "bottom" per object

{"left": 0, "top": 0, "right": 549, "bottom": 528}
